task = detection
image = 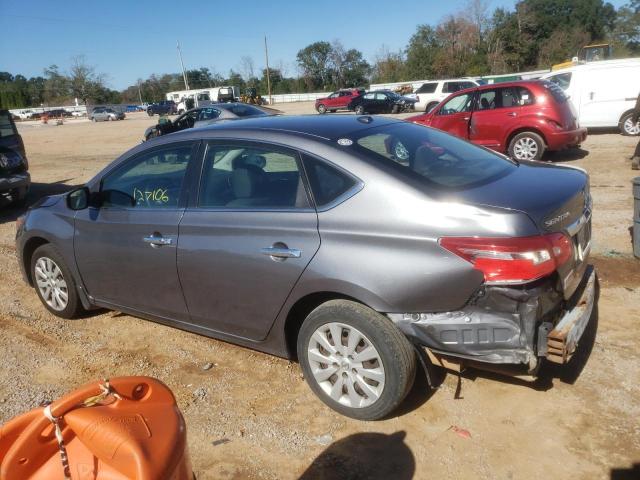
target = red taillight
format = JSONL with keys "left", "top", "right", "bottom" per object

{"left": 439, "top": 234, "right": 572, "bottom": 284}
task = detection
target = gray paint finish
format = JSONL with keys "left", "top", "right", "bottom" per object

{"left": 16, "top": 115, "right": 593, "bottom": 364}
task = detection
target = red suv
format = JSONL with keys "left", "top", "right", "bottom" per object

{"left": 406, "top": 81, "right": 587, "bottom": 161}
{"left": 315, "top": 88, "right": 365, "bottom": 114}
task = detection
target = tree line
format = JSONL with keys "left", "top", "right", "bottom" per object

{"left": 1, "top": 0, "right": 638, "bottom": 109}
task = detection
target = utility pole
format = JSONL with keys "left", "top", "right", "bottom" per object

{"left": 177, "top": 41, "right": 190, "bottom": 91}
{"left": 264, "top": 34, "right": 272, "bottom": 105}
{"left": 137, "top": 80, "right": 143, "bottom": 105}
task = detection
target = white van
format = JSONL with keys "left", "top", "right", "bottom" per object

{"left": 541, "top": 59, "right": 640, "bottom": 135}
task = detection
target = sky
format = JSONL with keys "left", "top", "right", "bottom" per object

{"left": 0, "top": 0, "right": 631, "bottom": 90}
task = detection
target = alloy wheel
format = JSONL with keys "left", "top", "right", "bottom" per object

{"left": 513, "top": 136, "right": 539, "bottom": 160}
{"left": 34, "top": 257, "right": 69, "bottom": 311}
{"left": 307, "top": 322, "right": 385, "bottom": 408}
{"left": 624, "top": 117, "right": 640, "bottom": 136}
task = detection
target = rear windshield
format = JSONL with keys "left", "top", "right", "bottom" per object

{"left": 543, "top": 79, "right": 569, "bottom": 103}
{"left": 221, "top": 104, "right": 268, "bottom": 117}
{"left": 352, "top": 122, "right": 516, "bottom": 190}
{"left": 0, "top": 112, "right": 17, "bottom": 138}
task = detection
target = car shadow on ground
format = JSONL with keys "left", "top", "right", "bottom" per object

{"left": 298, "top": 430, "right": 415, "bottom": 480}
{"left": 0, "top": 179, "right": 77, "bottom": 224}
{"left": 543, "top": 147, "right": 590, "bottom": 163}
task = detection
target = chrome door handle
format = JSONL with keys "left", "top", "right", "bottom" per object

{"left": 260, "top": 247, "right": 301, "bottom": 259}
{"left": 143, "top": 234, "right": 173, "bottom": 247}
{"left": 507, "top": 112, "right": 517, "bottom": 117}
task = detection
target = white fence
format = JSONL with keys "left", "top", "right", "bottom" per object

{"left": 265, "top": 92, "right": 331, "bottom": 104}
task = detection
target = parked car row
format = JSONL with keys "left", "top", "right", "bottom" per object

{"left": 315, "top": 88, "right": 417, "bottom": 115}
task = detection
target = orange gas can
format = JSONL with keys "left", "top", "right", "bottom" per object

{"left": 0, "top": 377, "right": 192, "bottom": 480}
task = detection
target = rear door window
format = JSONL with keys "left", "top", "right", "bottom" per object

{"left": 198, "top": 143, "right": 310, "bottom": 209}
{"left": 416, "top": 83, "right": 438, "bottom": 94}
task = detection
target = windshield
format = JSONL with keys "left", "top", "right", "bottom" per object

{"left": 351, "top": 122, "right": 516, "bottom": 190}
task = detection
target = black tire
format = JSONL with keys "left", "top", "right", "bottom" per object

{"left": 425, "top": 102, "right": 439, "bottom": 113}
{"left": 31, "top": 244, "right": 84, "bottom": 319}
{"left": 508, "top": 131, "right": 546, "bottom": 161}
{"left": 147, "top": 110, "right": 154, "bottom": 116}
{"left": 354, "top": 105, "right": 365, "bottom": 115}
{"left": 297, "top": 300, "right": 416, "bottom": 420}
{"left": 317, "top": 104, "right": 327, "bottom": 114}
{"left": 391, "top": 105, "right": 400, "bottom": 114}
{"left": 619, "top": 111, "right": 640, "bottom": 136}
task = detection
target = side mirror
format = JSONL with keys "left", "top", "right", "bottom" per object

{"left": 101, "top": 189, "right": 136, "bottom": 208}
{"left": 67, "top": 187, "right": 90, "bottom": 210}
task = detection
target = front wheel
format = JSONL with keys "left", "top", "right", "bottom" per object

{"left": 297, "top": 300, "right": 416, "bottom": 420}
{"left": 147, "top": 110, "right": 154, "bottom": 116}
{"left": 354, "top": 105, "right": 365, "bottom": 115}
{"left": 508, "top": 131, "right": 545, "bottom": 161}
{"left": 317, "top": 104, "right": 327, "bottom": 114}
{"left": 619, "top": 111, "right": 640, "bottom": 136}
{"left": 31, "top": 244, "right": 84, "bottom": 319}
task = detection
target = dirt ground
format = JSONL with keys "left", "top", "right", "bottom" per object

{"left": 1, "top": 106, "right": 639, "bottom": 480}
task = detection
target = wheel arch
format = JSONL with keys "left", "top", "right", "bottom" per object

{"left": 21, "top": 236, "right": 50, "bottom": 286}
{"left": 618, "top": 108, "right": 635, "bottom": 125}
{"left": 283, "top": 291, "right": 364, "bottom": 359}
{"left": 506, "top": 126, "right": 548, "bottom": 151}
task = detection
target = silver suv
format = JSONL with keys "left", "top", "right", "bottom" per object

{"left": 16, "top": 115, "right": 596, "bottom": 419}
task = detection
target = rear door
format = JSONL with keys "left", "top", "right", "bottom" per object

{"left": 0, "top": 110, "right": 25, "bottom": 158}
{"left": 429, "top": 91, "right": 475, "bottom": 140}
{"left": 177, "top": 141, "right": 320, "bottom": 341}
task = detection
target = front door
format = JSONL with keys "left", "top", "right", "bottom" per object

{"left": 177, "top": 141, "right": 320, "bottom": 341}
{"left": 74, "top": 142, "right": 196, "bottom": 321}
{"left": 429, "top": 91, "right": 475, "bottom": 140}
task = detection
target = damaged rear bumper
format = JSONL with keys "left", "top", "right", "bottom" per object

{"left": 388, "top": 265, "right": 596, "bottom": 370}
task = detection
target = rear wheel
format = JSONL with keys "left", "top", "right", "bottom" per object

{"left": 391, "top": 105, "right": 400, "bottom": 114}
{"left": 297, "top": 300, "right": 416, "bottom": 420}
{"left": 508, "top": 131, "right": 545, "bottom": 161}
{"left": 31, "top": 244, "right": 84, "bottom": 319}
{"left": 317, "top": 104, "right": 327, "bottom": 114}
{"left": 619, "top": 111, "right": 640, "bottom": 136}
{"left": 354, "top": 105, "right": 365, "bottom": 115}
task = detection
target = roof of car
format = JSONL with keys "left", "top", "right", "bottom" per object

{"left": 184, "top": 114, "right": 401, "bottom": 141}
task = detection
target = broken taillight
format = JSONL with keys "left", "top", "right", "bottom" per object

{"left": 439, "top": 233, "right": 572, "bottom": 284}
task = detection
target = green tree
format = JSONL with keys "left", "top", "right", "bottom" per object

{"left": 296, "top": 41, "right": 332, "bottom": 90}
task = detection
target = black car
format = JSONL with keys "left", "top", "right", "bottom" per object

{"left": 0, "top": 110, "right": 30, "bottom": 206}
{"left": 147, "top": 100, "right": 177, "bottom": 116}
{"left": 347, "top": 90, "right": 417, "bottom": 115}
{"left": 143, "top": 104, "right": 274, "bottom": 141}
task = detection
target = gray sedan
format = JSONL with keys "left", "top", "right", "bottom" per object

{"left": 16, "top": 115, "right": 596, "bottom": 420}
{"left": 90, "top": 107, "right": 125, "bottom": 122}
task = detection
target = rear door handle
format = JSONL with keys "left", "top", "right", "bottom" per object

{"left": 260, "top": 247, "right": 301, "bottom": 259}
{"left": 507, "top": 112, "right": 517, "bottom": 117}
{"left": 143, "top": 234, "right": 173, "bottom": 247}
